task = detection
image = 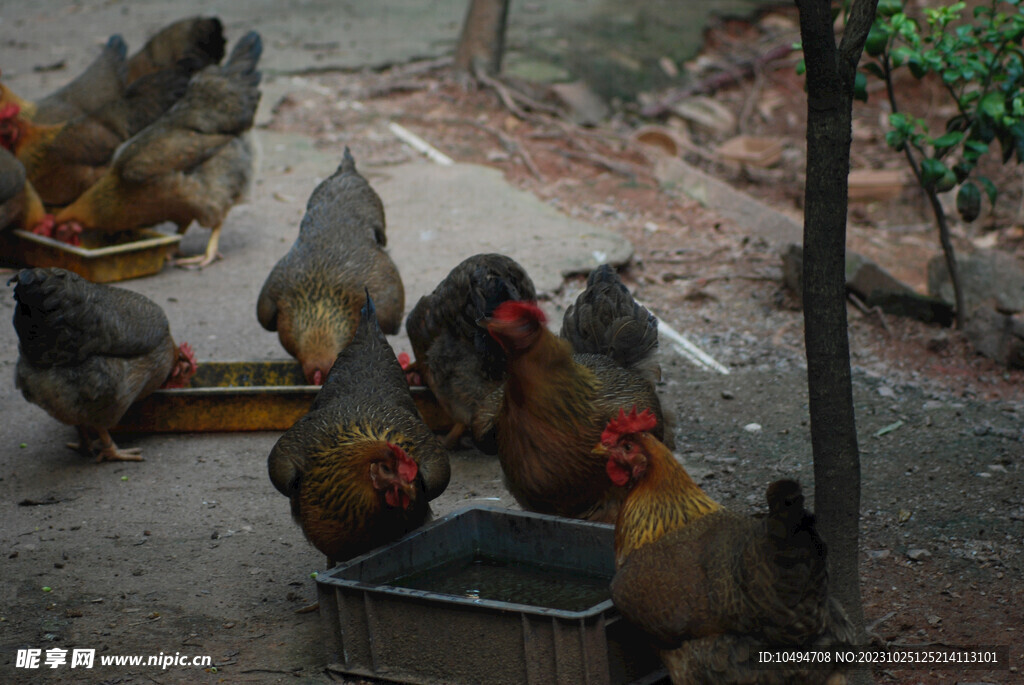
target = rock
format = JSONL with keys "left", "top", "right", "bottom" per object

{"left": 867, "top": 549, "right": 891, "bottom": 560}
{"left": 782, "top": 243, "right": 803, "bottom": 293}
{"left": 670, "top": 96, "right": 736, "bottom": 135}
{"left": 878, "top": 386, "right": 895, "bottom": 398}
{"left": 865, "top": 290, "right": 955, "bottom": 327}
{"left": 927, "top": 249, "right": 1024, "bottom": 314}
{"left": 549, "top": 81, "right": 610, "bottom": 127}
{"left": 927, "top": 331, "right": 951, "bottom": 352}
{"left": 743, "top": 423, "right": 762, "bottom": 433}
{"left": 846, "top": 251, "right": 913, "bottom": 300}
{"left": 964, "top": 306, "right": 1024, "bottom": 369}
{"left": 906, "top": 548, "right": 931, "bottom": 561}
{"left": 782, "top": 245, "right": 952, "bottom": 325}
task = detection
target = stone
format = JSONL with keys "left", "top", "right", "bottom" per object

{"left": 928, "top": 249, "right": 1024, "bottom": 314}
{"left": 549, "top": 81, "right": 610, "bottom": 127}
{"left": 964, "top": 306, "right": 1024, "bottom": 369}
{"left": 846, "top": 251, "right": 914, "bottom": 300}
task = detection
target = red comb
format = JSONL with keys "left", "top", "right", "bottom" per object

{"left": 180, "top": 342, "right": 196, "bottom": 364}
{"left": 491, "top": 300, "right": 546, "bottom": 325}
{"left": 601, "top": 407, "right": 657, "bottom": 447}
{"left": 397, "top": 352, "right": 411, "bottom": 369}
{"left": 390, "top": 444, "right": 418, "bottom": 483}
{"left": 0, "top": 102, "right": 20, "bottom": 119}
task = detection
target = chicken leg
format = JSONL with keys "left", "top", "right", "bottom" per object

{"left": 174, "top": 224, "right": 222, "bottom": 269}
{"left": 67, "top": 426, "right": 143, "bottom": 462}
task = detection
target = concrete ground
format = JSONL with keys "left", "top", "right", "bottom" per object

{"left": 0, "top": 3, "right": 639, "bottom": 684}
{"left": 3, "top": 4, "right": 1022, "bottom": 685}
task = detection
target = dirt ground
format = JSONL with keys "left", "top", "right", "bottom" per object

{"left": 3, "top": 10, "right": 1023, "bottom": 685}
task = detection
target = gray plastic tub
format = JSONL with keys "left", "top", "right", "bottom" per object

{"left": 316, "top": 505, "right": 665, "bottom": 685}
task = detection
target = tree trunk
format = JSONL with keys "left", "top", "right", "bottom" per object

{"left": 454, "top": 0, "right": 511, "bottom": 79}
{"left": 795, "top": 0, "right": 877, "bottom": 654}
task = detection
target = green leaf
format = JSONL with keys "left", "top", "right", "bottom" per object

{"left": 865, "top": 22, "right": 890, "bottom": 56}
{"left": 977, "top": 175, "right": 998, "bottom": 205}
{"left": 863, "top": 62, "right": 887, "bottom": 79}
{"left": 957, "top": 181, "right": 982, "bottom": 222}
{"left": 908, "top": 57, "right": 927, "bottom": 78}
{"left": 953, "top": 161, "right": 973, "bottom": 183}
{"left": 885, "top": 129, "right": 906, "bottom": 151}
{"left": 932, "top": 131, "right": 964, "bottom": 147}
{"left": 854, "top": 72, "right": 868, "bottom": 101}
{"left": 920, "top": 158, "right": 949, "bottom": 186}
{"left": 796, "top": 58, "right": 806, "bottom": 76}
{"left": 964, "top": 139, "right": 989, "bottom": 157}
{"left": 877, "top": 0, "right": 903, "bottom": 17}
{"left": 980, "top": 91, "right": 1006, "bottom": 119}
{"left": 891, "top": 45, "right": 915, "bottom": 68}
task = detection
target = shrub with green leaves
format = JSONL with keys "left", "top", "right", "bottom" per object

{"left": 862, "top": 0, "right": 1024, "bottom": 223}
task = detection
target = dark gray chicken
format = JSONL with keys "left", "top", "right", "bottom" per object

{"left": 405, "top": 253, "right": 535, "bottom": 448}
{"left": 257, "top": 147, "right": 405, "bottom": 385}
{"left": 10, "top": 267, "right": 197, "bottom": 462}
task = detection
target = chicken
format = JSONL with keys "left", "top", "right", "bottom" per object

{"left": 601, "top": 407, "right": 854, "bottom": 685}
{"left": 482, "top": 265, "right": 668, "bottom": 523}
{"left": 0, "top": 63, "right": 198, "bottom": 207}
{"left": 10, "top": 267, "right": 197, "bottom": 462}
{"left": 1, "top": 17, "right": 225, "bottom": 124}
{"left": 123, "top": 17, "right": 226, "bottom": 86}
{"left": 257, "top": 148, "right": 404, "bottom": 384}
{"left": 0, "top": 147, "right": 46, "bottom": 233}
{"left": 267, "top": 294, "right": 450, "bottom": 565}
{"left": 49, "top": 31, "right": 262, "bottom": 266}
{"left": 1, "top": 35, "right": 129, "bottom": 125}
{"left": 405, "top": 253, "right": 535, "bottom": 447}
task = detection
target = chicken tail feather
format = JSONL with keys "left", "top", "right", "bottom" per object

{"left": 223, "top": 30, "right": 262, "bottom": 82}
{"left": 561, "top": 264, "right": 660, "bottom": 381}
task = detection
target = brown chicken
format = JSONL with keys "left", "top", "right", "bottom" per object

{"left": 10, "top": 267, "right": 197, "bottom": 462}
{"left": 601, "top": 408, "right": 854, "bottom": 684}
{"left": 482, "top": 265, "right": 668, "bottom": 523}
{"left": 122, "top": 17, "right": 226, "bottom": 86}
{"left": 49, "top": 31, "right": 262, "bottom": 266}
{"left": 405, "top": 253, "right": 535, "bottom": 448}
{"left": 0, "top": 17, "right": 225, "bottom": 124}
{"left": 0, "top": 147, "right": 46, "bottom": 233}
{"left": 0, "top": 35, "right": 128, "bottom": 125}
{"left": 258, "top": 148, "right": 404, "bottom": 385}
{"left": 267, "top": 295, "right": 450, "bottom": 564}
{"left": 0, "top": 63, "right": 199, "bottom": 207}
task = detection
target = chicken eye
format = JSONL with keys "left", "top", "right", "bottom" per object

{"left": 378, "top": 462, "right": 394, "bottom": 477}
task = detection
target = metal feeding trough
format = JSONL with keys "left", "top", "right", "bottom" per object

{"left": 113, "top": 361, "right": 452, "bottom": 433}
{"left": 12, "top": 228, "right": 182, "bottom": 282}
{"left": 316, "top": 506, "right": 666, "bottom": 685}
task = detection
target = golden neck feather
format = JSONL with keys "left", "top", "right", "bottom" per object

{"left": 614, "top": 433, "right": 722, "bottom": 565}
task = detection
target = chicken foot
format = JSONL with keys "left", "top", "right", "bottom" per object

{"left": 67, "top": 426, "right": 144, "bottom": 462}
{"left": 174, "top": 224, "right": 223, "bottom": 269}
{"left": 441, "top": 422, "right": 466, "bottom": 449}
{"left": 295, "top": 558, "right": 335, "bottom": 614}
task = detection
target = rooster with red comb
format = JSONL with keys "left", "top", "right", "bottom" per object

{"left": 482, "top": 264, "right": 670, "bottom": 523}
